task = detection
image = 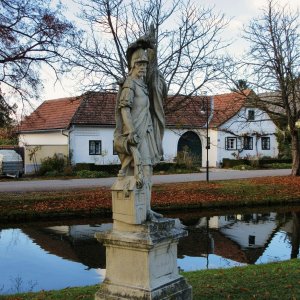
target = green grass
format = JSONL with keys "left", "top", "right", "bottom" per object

{"left": 1, "top": 259, "right": 300, "bottom": 300}
{"left": 185, "top": 259, "right": 300, "bottom": 299}
{"left": 0, "top": 285, "right": 98, "bottom": 300}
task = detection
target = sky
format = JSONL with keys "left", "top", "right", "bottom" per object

{"left": 39, "top": 0, "right": 300, "bottom": 105}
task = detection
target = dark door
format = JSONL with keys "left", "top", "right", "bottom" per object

{"left": 177, "top": 131, "right": 202, "bottom": 164}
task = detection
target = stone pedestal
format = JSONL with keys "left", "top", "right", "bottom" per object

{"left": 94, "top": 177, "right": 192, "bottom": 299}
{"left": 111, "top": 176, "right": 147, "bottom": 225}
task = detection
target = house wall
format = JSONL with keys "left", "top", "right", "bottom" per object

{"left": 162, "top": 128, "right": 216, "bottom": 167}
{"left": 19, "top": 107, "right": 279, "bottom": 172}
{"left": 70, "top": 126, "right": 213, "bottom": 167}
{"left": 216, "top": 108, "right": 278, "bottom": 166}
{"left": 69, "top": 126, "right": 118, "bottom": 165}
{"left": 19, "top": 131, "right": 68, "bottom": 174}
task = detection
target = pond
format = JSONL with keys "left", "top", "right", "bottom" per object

{"left": 1, "top": 206, "right": 299, "bottom": 295}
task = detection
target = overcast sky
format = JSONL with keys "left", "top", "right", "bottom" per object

{"left": 40, "top": 0, "right": 299, "bottom": 102}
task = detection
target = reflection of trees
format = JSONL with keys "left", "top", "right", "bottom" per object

{"left": 291, "top": 212, "right": 300, "bottom": 259}
{"left": 22, "top": 227, "right": 106, "bottom": 269}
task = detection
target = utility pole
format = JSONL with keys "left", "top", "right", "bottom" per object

{"left": 206, "top": 96, "right": 210, "bottom": 182}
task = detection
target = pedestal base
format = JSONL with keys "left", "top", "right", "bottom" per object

{"left": 95, "top": 277, "right": 192, "bottom": 300}
{"left": 95, "top": 218, "right": 192, "bottom": 300}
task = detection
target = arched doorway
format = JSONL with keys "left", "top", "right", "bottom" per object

{"left": 177, "top": 131, "right": 202, "bottom": 164}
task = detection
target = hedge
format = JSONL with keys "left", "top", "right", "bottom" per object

{"left": 222, "top": 158, "right": 292, "bottom": 168}
{"left": 74, "top": 163, "right": 120, "bottom": 174}
{"left": 74, "top": 162, "right": 199, "bottom": 175}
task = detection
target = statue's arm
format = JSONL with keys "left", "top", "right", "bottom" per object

{"left": 119, "top": 83, "right": 138, "bottom": 145}
{"left": 121, "top": 107, "right": 137, "bottom": 145}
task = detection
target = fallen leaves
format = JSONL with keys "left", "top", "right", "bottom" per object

{"left": 1, "top": 176, "right": 300, "bottom": 220}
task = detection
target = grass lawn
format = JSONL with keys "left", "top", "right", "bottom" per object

{"left": 1, "top": 259, "right": 299, "bottom": 299}
{"left": 1, "top": 176, "right": 300, "bottom": 222}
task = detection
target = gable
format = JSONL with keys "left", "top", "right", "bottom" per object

{"left": 210, "top": 90, "right": 252, "bottom": 128}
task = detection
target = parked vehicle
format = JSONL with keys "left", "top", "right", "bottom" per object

{"left": 0, "top": 150, "right": 24, "bottom": 178}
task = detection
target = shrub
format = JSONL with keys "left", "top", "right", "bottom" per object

{"left": 74, "top": 163, "right": 120, "bottom": 175}
{"left": 44, "top": 170, "right": 61, "bottom": 177}
{"left": 263, "top": 163, "right": 292, "bottom": 169}
{"left": 63, "top": 165, "right": 75, "bottom": 176}
{"left": 76, "top": 170, "right": 109, "bottom": 178}
{"left": 39, "top": 154, "right": 66, "bottom": 175}
{"left": 232, "top": 164, "right": 254, "bottom": 170}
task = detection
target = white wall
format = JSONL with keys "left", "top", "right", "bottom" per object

{"left": 70, "top": 126, "right": 119, "bottom": 165}
{"left": 70, "top": 126, "right": 211, "bottom": 166}
{"left": 162, "top": 129, "right": 182, "bottom": 162}
{"left": 19, "top": 131, "right": 68, "bottom": 146}
{"left": 163, "top": 128, "right": 215, "bottom": 167}
{"left": 217, "top": 108, "right": 278, "bottom": 165}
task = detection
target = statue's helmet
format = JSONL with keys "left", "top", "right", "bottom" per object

{"left": 130, "top": 48, "right": 148, "bottom": 69}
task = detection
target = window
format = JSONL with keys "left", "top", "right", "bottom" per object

{"left": 248, "top": 235, "right": 256, "bottom": 246}
{"left": 225, "top": 137, "right": 237, "bottom": 150}
{"left": 248, "top": 110, "right": 255, "bottom": 121}
{"left": 261, "top": 137, "right": 270, "bottom": 150}
{"left": 243, "top": 136, "right": 253, "bottom": 150}
{"left": 89, "top": 140, "right": 102, "bottom": 155}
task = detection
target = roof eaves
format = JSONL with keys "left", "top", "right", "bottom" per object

{"left": 18, "top": 128, "right": 68, "bottom": 134}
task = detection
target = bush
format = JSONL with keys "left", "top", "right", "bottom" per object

{"left": 223, "top": 158, "right": 292, "bottom": 169}
{"left": 263, "top": 163, "right": 292, "bottom": 169}
{"left": 76, "top": 170, "right": 109, "bottom": 178}
{"left": 39, "top": 154, "right": 66, "bottom": 175}
{"left": 222, "top": 159, "right": 250, "bottom": 168}
{"left": 74, "top": 163, "right": 120, "bottom": 175}
{"left": 232, "top": 164, "right": 254, "bottom": 170}
{"left": 44, "top": 170, "right": 61, "bottom": 177}
{"left": 63, "top": 165, "right": 75, "bottom": 176}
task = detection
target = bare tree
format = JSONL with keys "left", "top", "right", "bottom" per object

{"left": 65, "top": 0, "right": 229, "bottom": 113}
{"left": 236, "top": 0, "right": 300, "bottom": 175}
{"left": 0, "top": 0, "right": 75, "bottom": 107}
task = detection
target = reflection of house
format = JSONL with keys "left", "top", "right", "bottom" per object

{"left": 184, "top": 213, "right": 281, "bottom": 265}
{"left": 209, "top": 213, "right": 277, "bottom": 249}
{"left": 19, "top": 90, "right": 278, "bottom": 173}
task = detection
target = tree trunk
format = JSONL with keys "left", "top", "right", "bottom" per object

{"left": 291, "top": 212, "right": 300, "bottom": 259}
{"left": 291, "top": 131, "right": 300, "bottom": 176}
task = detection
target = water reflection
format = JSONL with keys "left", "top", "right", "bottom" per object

{"left": 0, "top": 208, "right": 300, "bottom": 294}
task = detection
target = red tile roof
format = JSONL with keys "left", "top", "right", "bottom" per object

{"left": 209, "top": 89, "right": 252, "bottom": 127}
{"left": 19, "top": 97, "right": 82, "bottom": 131}
{"left": 71, "top": 92, "right": 116, "bottom": 126}
{"left": 165, "top": 95, "right": 209, "bottom": 128}
{"left": 19, "top": 90, "right": 253, "bottom": 132}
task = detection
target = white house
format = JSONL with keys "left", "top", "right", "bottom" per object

{"left": 19, "top": 90, "right": 279, "bottom": 173}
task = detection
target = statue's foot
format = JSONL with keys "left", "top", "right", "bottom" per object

{"left": 118, "top": 170, "right": 125, "bottom": 177}
{"left": 147, "top": 209, "right": 163, "bottom": 221}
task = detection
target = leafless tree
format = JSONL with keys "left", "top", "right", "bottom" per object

{"left": 0, "top": 0, "right": 75, "bottom": 108}
{"left": 65, "top": 0, "right": 229, "bottom": 113}
{"left": 224, "top": 0, "right": 300, "bottom": 175}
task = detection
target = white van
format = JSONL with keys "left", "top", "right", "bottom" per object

{"left": 0, "top": 150, "right": 24, "bottom": 178}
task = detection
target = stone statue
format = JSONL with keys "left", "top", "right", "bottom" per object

{"left": 96, "top": 26, "right": 192, "bottom": 300}
{"left": 114, "top": 25, "right": 167, "bottom": 219}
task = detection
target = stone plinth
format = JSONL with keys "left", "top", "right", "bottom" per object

{"left": 95, "top": 218, "right": 192, "bottom": 300}
{"left": 112, "top": 176, "right": 147, "bottom": 225}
